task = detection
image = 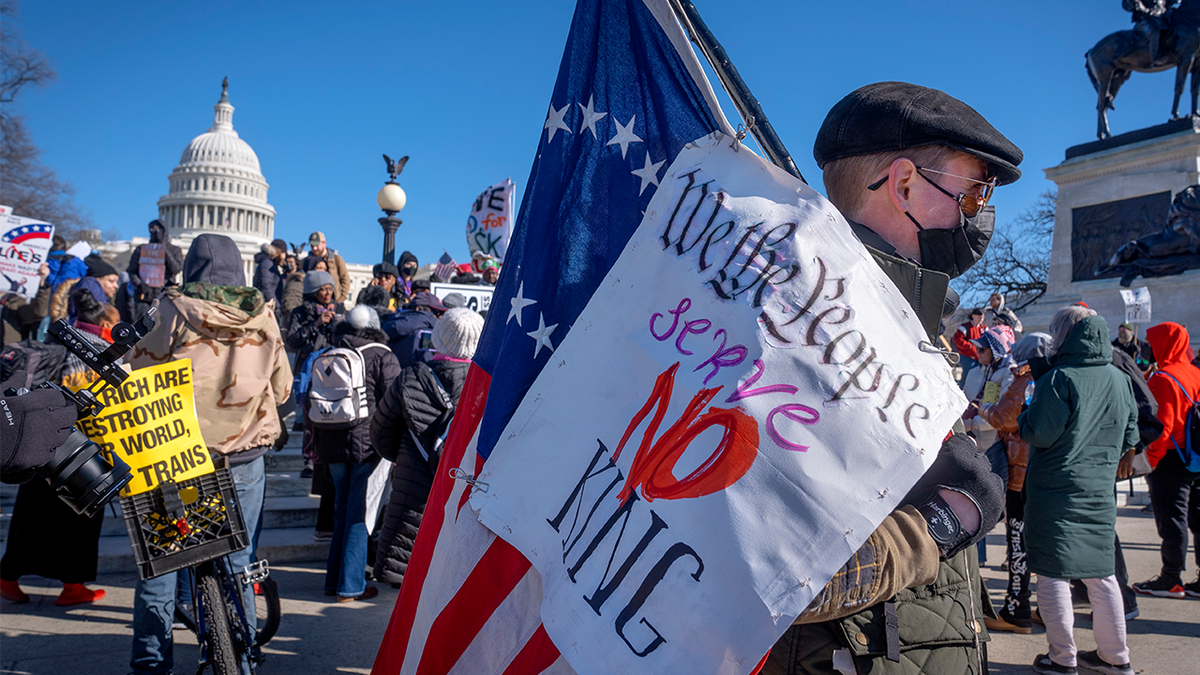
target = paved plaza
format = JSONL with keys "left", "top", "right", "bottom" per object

{"left": 1, "top": 487, "right": 1197, "bottom": 674}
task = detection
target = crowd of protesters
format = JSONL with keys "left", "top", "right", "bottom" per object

{"left": 0, "top": 223, "right": 494, "bottom": 674}
{"left": 2, "top": 132, "right": 1197, "bottom": 675}
{"left": 942, "top": 293, "right": 1200, "bottom": 674}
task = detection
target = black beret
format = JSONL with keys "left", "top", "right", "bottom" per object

{"left": 814, "top": 82, "right": 1022, "bottom": 186}
{"left": 373, "top": 261, "right": 399, "bottom": 277}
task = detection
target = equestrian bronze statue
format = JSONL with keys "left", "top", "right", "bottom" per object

{"left": 1087, "top": 0, "right": 1200, "bottom": 138}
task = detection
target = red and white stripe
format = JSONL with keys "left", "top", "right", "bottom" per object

{"left": 371, "top": 365, "right": 572, "bottom": 675}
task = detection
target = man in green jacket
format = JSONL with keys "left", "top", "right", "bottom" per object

{"left": 764, "top": 82, "right": 1016, "bottom": 675}
{"left": 1019, "top": 306, "right": 1138, "bottom": 675}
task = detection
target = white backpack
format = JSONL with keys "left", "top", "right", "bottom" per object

{"left": 307, "top": 343, "right": 390, "bottom": 428}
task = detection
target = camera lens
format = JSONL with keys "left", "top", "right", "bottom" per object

{"left": 40, "top": 429, "right": 133, "bottom": 518}
{"left": 110, "top": 323, "right": 135, "bottom": 344}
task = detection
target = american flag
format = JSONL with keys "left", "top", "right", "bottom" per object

{"left": 433, "top": 252, "right": 458, "bottom": 281}
{"left": 1, "top": 222, "right": 53, "bottom": 244}
{"left": 371, "top": 1, "right": 734, "bottom": 673}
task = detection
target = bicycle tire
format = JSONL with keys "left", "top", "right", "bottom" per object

{"left": 254, "top": 577, "right": 282, "bottom": 646}
{"left": 198, "top": 570, "right": 241, "bottom": 675}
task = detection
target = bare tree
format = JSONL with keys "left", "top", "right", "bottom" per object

{"left": 951, "top": 189, "right": 1055, "bottom": 311}
{"left": 0, "top": 0, "right": 93, "bottom": 239}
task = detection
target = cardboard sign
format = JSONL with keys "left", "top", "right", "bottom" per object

{"left": 77, "top": 359, "right": 213, "bottom": 495}
{"left": 0, "top": 206, "right": 54, "bottom": 300}
{"left": 138, "top": 243, "right": 167, "bottom": 287}
{"left": 982, "top": 381, "right": 1002, "bottom": 406}
{"left": 1119, "top": 286, "right": 1151, "bottom": 324}
{"left": 468, "top": 136, "right": 965, "bottom": 673}
{"left": 430, "top": 282, "right": 493, "bottom": 315}
{"left": 466, "top": 179, "right": 515, "bottom": 262}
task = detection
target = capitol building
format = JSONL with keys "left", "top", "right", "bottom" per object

{"left": 157, "top": 78, "right": 276, "bottom": 278}
{"left": 98, "top": 79, "right": 372, "bottom": 299}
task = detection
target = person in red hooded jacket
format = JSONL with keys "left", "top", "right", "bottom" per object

{"left": 1134, "top": 321, "right": 1200, "bottom": 599}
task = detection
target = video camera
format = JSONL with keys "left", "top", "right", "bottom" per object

{"left": 3, "top": 308, "right": 157, "bottom": 517}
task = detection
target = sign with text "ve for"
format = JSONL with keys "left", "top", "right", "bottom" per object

{"left": 77, "top": 359, "right": 213, "bottom": 496}
{"left": 1119, "top": 286, "right": 1152, "bottom": 324}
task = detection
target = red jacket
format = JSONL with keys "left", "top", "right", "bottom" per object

{"left": 953, "top": 321, "right": 985, "bottom": 361}
{"left": 1145, "top": 322, "right": 1200, "bottom": 468}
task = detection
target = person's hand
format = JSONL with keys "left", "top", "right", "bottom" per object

{"left": 318, "top": 311, "right": 334, "bottom": 325}
{"left": 1, "top": 372, "right": 77, "bottom": 483}
{"left": 1117, "top": 449, "right": 1135, "bottom": 480}
{"left": 902, "top": 433, "right": 1004, "bottom": 559}
{"left": 37, "top": 263, "right": 50, "bottom": 281}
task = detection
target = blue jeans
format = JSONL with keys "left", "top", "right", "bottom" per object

{"left": 326, "top": 460, "right": 377, "bottom": 597}
{"left": 131, "top": 457, "right": 265, "bottom": 675}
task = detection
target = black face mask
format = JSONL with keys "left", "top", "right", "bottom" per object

{"left": 402, "top": 264, "right": 418, "bottom": 277}
{"left": 905, "top": 206, "right": 994, "bottom": 279}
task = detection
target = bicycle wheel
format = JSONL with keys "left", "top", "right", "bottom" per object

{"left": 198, "top": 569, "right": 241, "bottom": 675}
{"left": 254, "top": 577, "right": 281, "bottom": 646}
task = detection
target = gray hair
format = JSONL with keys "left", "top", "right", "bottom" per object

{"left": 1048, "top": 305, "right": 1097, "bottom": 354}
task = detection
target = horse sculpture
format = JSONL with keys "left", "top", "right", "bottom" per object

{"left": 1087, "top": 0, "right": 1200, "bottom": 139}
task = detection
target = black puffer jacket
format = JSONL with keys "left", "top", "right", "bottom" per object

{"left": 370, "top": 358, "right": 469, "bottom": 585}
{"left": 285, "top": 297, "right": 343, "bottom": 365}
{"left": 309, "top": 325, "right": 400, "bottom": 464}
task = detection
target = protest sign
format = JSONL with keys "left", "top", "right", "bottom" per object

{"left": 0, "top": 206, "right": 54, "bottom": 300}
{"left": 468, "top": 135, "right": 966, "bottom": 674}
{"left": 430, "top": 282, "right": 493, "bottom": 314}
{"left": 466, "top": 179, "right": 515, "bottom": 261}
{"left": 1119, "top": 286, "right": 1151, "bottom": 324}
{"left": 77, "top": 359, "right": 213, "bottom": 496}
{"left": 138, "top": 243, "right": 167, "bottom": 287}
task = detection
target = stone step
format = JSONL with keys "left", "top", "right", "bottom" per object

{"left": 1, "top": 494, "right": 320, "bottom": 541}
{"left": 96, "top": 526, "right": 330, "bottom": 575}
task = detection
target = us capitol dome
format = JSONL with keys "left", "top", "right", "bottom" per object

{"left": 156, "top": 78, "right": 276, "bottom": 278}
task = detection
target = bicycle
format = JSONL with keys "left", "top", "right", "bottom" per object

{"left": 124, "top": 466, "right": 282, "bottom": 675}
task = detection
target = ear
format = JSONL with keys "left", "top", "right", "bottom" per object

{"left": 885, "top": 157, "right": 919, "bottom": 214}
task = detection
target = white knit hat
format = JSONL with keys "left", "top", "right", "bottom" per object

{"left": 433, "top": 308, "right": 484, "bottom": 359}
{"left": 347, "top": 304, "right": 379, "bottom": 330}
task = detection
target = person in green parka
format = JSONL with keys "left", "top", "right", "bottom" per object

{"left": 1018, "top": 306, "right": 1139, "bottom": 675}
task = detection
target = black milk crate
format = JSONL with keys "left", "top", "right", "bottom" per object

{"left": 120, "top": 467, "right": 248, "bottom": 580}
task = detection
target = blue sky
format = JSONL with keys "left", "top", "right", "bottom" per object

{"left": 13, "top": 1, "right": 1171, "bottom": 267}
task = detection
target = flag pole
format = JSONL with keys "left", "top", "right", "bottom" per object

{"left": 667, "top": 0, "right": 807, "bottom": 185}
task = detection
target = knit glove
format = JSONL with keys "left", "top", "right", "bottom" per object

{"left": 1, "top": 371, "right": 77, "bottom": 484}
{"left": 901, "top": 433, "right": 1004, "bottom": 559}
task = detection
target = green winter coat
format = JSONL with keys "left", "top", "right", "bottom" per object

{"left": 1017, "top": 315, "right": 1138, "bottom": 579}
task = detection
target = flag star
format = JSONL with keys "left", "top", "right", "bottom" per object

{"left": 578, "top": 94, "right": 607, "bottom": 139}
{"left": 631, "top": 152, "right": 665, "bottom": 196}
{"left": 607, "top": 115, "right": 642, "bottom": 158}
{"left": 544, "top": 103, "right": 572, "bottom": 143}
{"left": 507, "top": 281, "right": 536, "bottom": 327}
{"left": 527, "top": 312, "right": 558, "bottom": 358}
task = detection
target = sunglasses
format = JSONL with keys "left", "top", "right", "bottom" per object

{"left": 867, "top": 166, "right": 997, "bottom": 217}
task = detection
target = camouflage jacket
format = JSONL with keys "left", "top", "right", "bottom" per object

{"left": 130, "top": 283, "right": 292, "bottom": 461}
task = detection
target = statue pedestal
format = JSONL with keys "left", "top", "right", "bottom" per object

{"left": 1019, "top": 122, "right": 1200, "bottom": 347}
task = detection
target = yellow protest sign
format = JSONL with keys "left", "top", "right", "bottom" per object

{"left": 76, "top": 359, "right": 213, "bottom": 496}
{"left": 981, "top": 381, "right": 1002, "bottom": 406}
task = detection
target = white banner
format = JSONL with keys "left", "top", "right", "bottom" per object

{"left": 430, "top": 282, "right": 493, "bottom": 315}
{"left": 466, "top": 179, "right": 515, "bottom": 262}
{"left": 468, "top": 137, "right": 965, "bottom": 674}
{"left": 1119, "top": 286, "right": 1151, "bottom": 324}
{"left": 0, "top": 206, "right": 55, "bottom": 300}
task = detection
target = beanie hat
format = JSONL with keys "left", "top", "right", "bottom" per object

{"left": 347, "top": 304, "right": 380, "bottom": 330}
{"left": 442, "top": 292, "right": 467, "bottom": 309}
{"left": 433, "top": 308, "right": 484, "bottom": 359}
{"left": 303, "top": 270, "right": 335, "bottom": 294}
{"left": 271, "top": 238, "right": 287, "bottom": 252}
{"left": 972, "top": 324, "right": 1015, "bottom": 356}
{"left": 85, "top": 254, "right": 118, "bottom": 279}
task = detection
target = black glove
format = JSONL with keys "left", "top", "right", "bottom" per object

{"left": 1, "top": 370, "right": 77, "bottom": 483}
{"left": 901, "top": 433, "right": 1004, "bottom": 559}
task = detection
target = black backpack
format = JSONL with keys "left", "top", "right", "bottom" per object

{"left": 0, "top": 339, "right": 68, "bottom": 389}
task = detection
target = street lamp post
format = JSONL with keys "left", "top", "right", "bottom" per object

{"left": 376, "top": 154, "right": 408, "bottom": 265}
